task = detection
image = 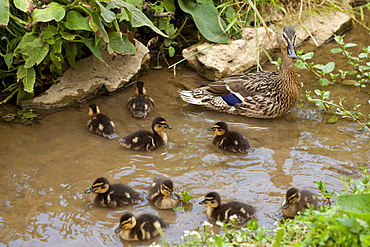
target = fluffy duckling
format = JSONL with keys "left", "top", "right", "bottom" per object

{"left": 114, "top": 213, "right": 169, "bottom": 241}
{"left": 207, "top": 121, "right": 251, "bottom": 153}
{"left": 85, "top": 177, "right": 141, "bottom": 208}
{"left": 200, "top": 192, "right": 256, "bottom": 225}
{"left": 87, "top": 104, "right": 118, "bottom": 139}
{"left": 282, "top": 187, "right": 319, "bottom": 219}
{"left": 127, "top": 81, "right": 155, "bottom": 118}
{"left": 148, "top": 176, "right": 180, "bottom": 209}
{"left": 118, "top": 117, "right": 172, "bottom": 151}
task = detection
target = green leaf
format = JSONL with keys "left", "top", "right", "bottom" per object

{"left": 319, "top": 78, "right": 330, "bottom": 86}
{"left": 337, "top": 194, "right": 370, "bottom": 223}
{"left": 60, "top": 31, "right": 78, "bottom": 41}
{"left": 121, "top": 2, "right": 169, "bottom": 38}
{"left": 343, "top": 43, "right": 358, "bottom": 48}
{"left": 3, "top": 53, "right": 13, "bottom": 69}
{"left": 17, "top": 65, "right": 35, "bottom": 93}
{"left": 330, "top": 47, "right": 343, "bottom": 54}
{"left": 32, "top": 2, "right": 66, "bottom": 23}
{"left": 168, "top": 46, "right": 175, "bottom": 57}
{"left": 107, "top": 32, "right": 136, "bottom": 55}
{"left": 178, "top": 0, "right": 229, "bottom": 43}
{"left": 163, "top": 0, "right": 176, "bottom": 12}
{"left": 14, "top": 0, "right": 33, "bottom": 13}
{"left": 300, "top": 52, "right": 315, "bottom": 60}
{"left": 24, "top": 42, "right": 49, "bottom": 68}
{"left": 295, "top": 60, "right": 308, "bottom": 69}
{"left": 95, "top": 0, "right": 116, "bottom": 23}
{"left": 65, "top": 10, "right": 92, "bottom": 31}
{"left": 64, "top": 44, "right": 78, "bottom": 69}
{"left": 327, "top": 116, "right": 339, "bottom": 124}
{"left": 342, "top": 80, "right": 359, "bottom": 86}
{"left": 322, "top": 62, "right": 335, "bottom": 74}
{"left": 82, "top": 38, "right": 108, "bottom": 66}
{"left": 0, "top": 0, "right": 9, "bottom": 27}
{"left": 86, "top": 8, "right": 109, "bottom": 43}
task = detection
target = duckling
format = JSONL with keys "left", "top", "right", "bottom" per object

{"left": 179, "top": 25, "right": 301, "bottom": 119}
{"left": 207, "top": 121, "right": 251, "bottom": 153}
{"left": 200, "top": 192, "right": 256, "bottom": 225}
{"left": 85, "top": 177, "right": 141, "bottom": 208}
{"left": 118, "top": 117, "right": 172, "bottom": 151}
{"left": 87, "top": 104, "right": 118, "bottom": 139}
{"left": 282, "top": 187, "right": 319, "bottom": 219}
{"left": 114, "top": 213, "right": 169, "bottom": 241}
{"left": 148, "top": 176, "right": 180, "bottom": 209}
{"left": 127, "top": 81, "right": 155, "bottom": 118}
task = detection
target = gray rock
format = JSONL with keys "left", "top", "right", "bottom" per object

{"left": 182, "top": 11, "right": 352, "bottom": 81}
{"left": 21, "top": 39, "right": 150, "bottom": 110}
{"left": 182, "top": 27, "right": 278, "bottom": 81}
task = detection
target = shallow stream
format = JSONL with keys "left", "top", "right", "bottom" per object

{"left": 0, "top": 24, "right": 369, "bottom": 246}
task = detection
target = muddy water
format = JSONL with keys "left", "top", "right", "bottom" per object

{"left": 1, "top": 25, "right": 369, "bottom": 246}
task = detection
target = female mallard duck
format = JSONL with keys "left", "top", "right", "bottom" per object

{"left": 148, "top": 176, "right": 180, "bottom": 209}
{"left": 127, "top": 81, "right": 155, "bottom": 118}
{"left": 87, "top": 104, "right": 119, "bottom": 139}
{"left": 282, "top": 187, "right": 319, "bottom": 219}
{"left": 200, "top": 192, "right": 256, "bottom": 225}
{"left": 114, "top": 213, "right": 168, "bottom": 241}
{"left": 85, "top": 177, "right": 141, "bottom": 208}
{"left": 179, "top": 25, "right": 301, "bottom": 118}
{"left": 208, "top": 121, "right": 251, "bottom": 153}
{"left": 118, "top": 117, "right": 172, "bottom": 151}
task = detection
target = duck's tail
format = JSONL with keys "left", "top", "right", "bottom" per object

{"left": 178, "top": 89, "right": 209, "bottom": 105}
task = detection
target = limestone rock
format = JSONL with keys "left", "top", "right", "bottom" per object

{"left": 182, "top": 27, "right": 278, "bottom": 81}
{"left": 21, "top": 39, "right": 150, "bottom": 110}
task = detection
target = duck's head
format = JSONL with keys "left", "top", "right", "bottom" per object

{"left": 281, "top": 25, "right": 297, "bottom": 59}
{"left": 207, "top": 122, "right": 228, "bottom": 136}
{"left": 88, "top": 104, "right": 100, "bottom": 116}
{"left": 160, "top": 179, "right": 178, "bottom": 200}
{"left": 114, "top": 213, "right": 136, "bottom": 233}
{"left": 199, "top": 192, "right": 221, "bottom": 208}
{"left": 135, "top": 81, "right": 147, "bottom": 95}
{"left": 85, "top": 177, "right": 110, "bottom": 194}
{"left": 282, "top": 187, "right": 300, "bottom": 209}
{"left": 152, "top": 117, "right": 172, "bottom": 133}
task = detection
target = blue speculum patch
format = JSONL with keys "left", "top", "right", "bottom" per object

{"left": 221, "top": 94, "right": 242, "bottom": 106}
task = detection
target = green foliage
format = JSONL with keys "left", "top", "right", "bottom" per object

{"left": 167, "top": 170, "right": 370, "bottom": 246}
{"left": 0, "top": 0, "right": 169, "bottom": 104}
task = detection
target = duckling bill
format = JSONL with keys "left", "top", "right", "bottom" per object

{"left": 87, "top": 104, "right": 118, "bottom": 139}
{"left": 208, "top": 121, "right": 251, "bottom": 153}
{"left": 114, "top": 213, "right": 168, "bottom": 241}
{"left": 85, "top": 177, "right": 141, "bottom": 208}
{"left": 200, "top": 191, "right": 256, "bottom": 225}
{"left": 127, "top": 81, "right": 155, "bottom": 118}
{"left": 179, "top": 25, "right": 301, "bottom": 118}
{"left": 148, "top": 176, "right": 180, "bottom": 209}
{"left": 119, "top": 117, "right": 172, "bottom": 151}
{"left": 282, "top": 187, "right": 319, "bottom": 219}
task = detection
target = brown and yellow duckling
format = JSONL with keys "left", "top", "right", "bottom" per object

{"left": 200, "top": 192, "right": 256, "bottom": 225}
{"left": 282, "top": 187, "right": 319, "bottom": 219}
{"left": 118, "top": 117, "right": 172, "bottom": 151}
{"left": 208, "top": 121, "right": 251, "bottom": 153}
{"left": 87, "top": 104, "right": 118, "bottom": 139}
{"left": 85, "top": 177, "right": 141, "bottom": 208}
{"left": 127, "top": 81, "right": 155, "bottom": 118}
{"left": 179, "top": 25, "right": 301, "bottom": 118}
{"left": 148, "top": 176, "right": 180, "bottom": 209}
{"left": 114, "top": 213, "right": 169, "bottom": 241}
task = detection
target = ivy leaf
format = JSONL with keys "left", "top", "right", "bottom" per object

{"left": 65, "top": 10, "right": 92, "bottom": 31}
{"left": 17, "top": 65, "right": 35, "bottom": 93}
{"left": 31, "top": 2, "right": 66, "bottom": 23}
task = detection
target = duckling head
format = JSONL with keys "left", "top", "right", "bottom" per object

{"left": 152, "top": 117, "right": 172, "bottom": 133}
{"left": 114, "top": 213, "right": 137, "bottom": 233}
{"left": 88, "top": 104, "right": 100, "bottom": 116}
{"left": 282, "top": 187, "right": 301, "bottom": 209}
{"left": 207, "top": 122, "right": 228, "bottom": 136}
{"left": 135, "top": 81, "right": 147, "bottom": 95}
{"left": 85, "top": 177, "right": 110, "bottom": 194}
{"left": 199, "top": 192, "right": 221, "bottom": 208}
{"left": 281, "top": 25, "right": 297, "bottom": 60}
{"left": 160, "top": 180, "right": 178, "bottom": 200}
